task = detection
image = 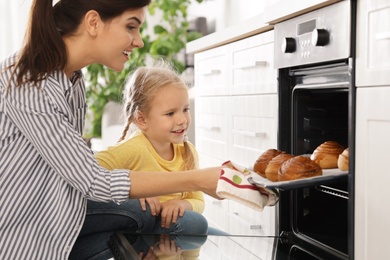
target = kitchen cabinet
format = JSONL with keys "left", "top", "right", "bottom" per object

{"left": 355, "top": 87, "right": 390, "bottom": 260}
{"left": 355, "top": 0, "right": 390, "bottom": 87}
{"left": 355, "top": 0, "right": 390, "bottom": 259}
{"left": 193, "top": 30, "right": 277, "bottom": 252}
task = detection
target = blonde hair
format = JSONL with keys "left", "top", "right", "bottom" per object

{"left": 119, "top": 59, "right": 196, "bottom": 170}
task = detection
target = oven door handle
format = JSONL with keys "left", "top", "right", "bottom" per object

{"left": 294, "top": 81, "right": 350, "bottom": 90}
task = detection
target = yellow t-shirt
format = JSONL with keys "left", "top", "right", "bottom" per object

{"left": 95, "top": 130, "right": 205, "bottom": 213}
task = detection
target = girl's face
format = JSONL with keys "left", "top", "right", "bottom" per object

{"left": 96, "top": 8, "right": 146, "bottom": 71}
{"left": 141, "top": 84, "right": 191, "bottom": 149}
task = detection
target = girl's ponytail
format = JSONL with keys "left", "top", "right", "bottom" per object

{"left": 182, "top": 138, "right": 197, "bottom": 171}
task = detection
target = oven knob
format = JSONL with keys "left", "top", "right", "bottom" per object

{"left": 282, "top": 37, "right": 296, "bottom": 53}
{"left": 311, "top": 29, "right": 330, "bottom": 46}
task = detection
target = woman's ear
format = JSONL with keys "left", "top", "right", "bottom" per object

{"left": 84, "top": 10, "right": 100, "bottom": 37}
{"left": 134, "top": 111, "right": 148, "bottom": 130}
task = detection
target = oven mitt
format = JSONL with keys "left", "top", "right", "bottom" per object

{"left": 217, "top": 161, "right": 279, "bottom": 212}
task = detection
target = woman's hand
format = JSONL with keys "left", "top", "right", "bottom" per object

{"left": 139, "top": 197, "right": 161, "bottom": 216}
{"left": 197, "top": 167, "right": 225, "bottom": 200}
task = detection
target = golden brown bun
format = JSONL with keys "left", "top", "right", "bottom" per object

{"left": 310, "top": 141, "right": 344, "bottom": 169}
{"left": 265, "top": 153, "right": 295, "bottom": 182}
{"left": 337, "top": 148, "right": 349, "bottom": 171}
{"left": 278, "top": 156, "right": 322, "bottom": 181}
{"left": 253, "top": 149, "right": 283, "bottom": 178}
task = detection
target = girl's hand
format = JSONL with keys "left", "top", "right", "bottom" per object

{"left": 138, "top": 246, "right": 157, "bottom": 260}
{"left": 159, "top": 200, "right": 186, "bottom": 228}
{"left": 139, "top": 197, "right": 161, "bottom": 216}
{"left": 154, "top": 234, "right": 182, "bottom": 256}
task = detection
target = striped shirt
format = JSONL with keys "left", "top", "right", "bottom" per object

{"left": 0, "top": 53, "right": 131, "bottom": 259}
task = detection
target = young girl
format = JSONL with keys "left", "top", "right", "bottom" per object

{"left": 95, "top": 61, "right": 207, "bottom": 235}
{"left": 0, "top": 1, "right": 226, "bottom": 259}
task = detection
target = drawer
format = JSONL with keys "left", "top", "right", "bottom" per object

{"left": 198, "top": 154, "right": 225, "bottom": 169}
{"left": 229, "top": 201, "right": 276, "bottom": 236}
{"left": 229, "top": 234, "right": 275, "bottom": 260}
{"left": 194, "top": 44, "right": 230, "bottom": 96}
{"left": 229, "top": 95, "right": 278, "bottom": 168}
{"left": 218, "top": 236, "right": 263, "bottom": 260}
{"left": 231, "top": 31, "right": 277, "bottom": 95}
{"left": 203, "top": 195, "right": 230, "bottom": 231}
{"left": 195, "top": 97, "right": 229, "bottom": 161}
{"left": 198, "top": 237, "right": 220, "bottom": 259}
{"left": 229, "top": 202, "right": 276, "bottom": 259}
{"left": 228, "top": 206, "right": 264, "bottom": 236}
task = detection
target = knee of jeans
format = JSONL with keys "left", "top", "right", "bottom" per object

{"left": 174, "top": 211, "right": 208, "bottom": 235}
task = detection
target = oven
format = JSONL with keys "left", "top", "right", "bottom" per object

{"left": 273, "top": 1, "right": 356, "bottom": 259}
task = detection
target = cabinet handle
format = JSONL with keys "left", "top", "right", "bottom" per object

{"left": 233, "top": 130, "right": 266, "bottom": 137}
{"left": 199, "top": 125, "right": 220, "bottom": 131}
{"left": 375, "top": 32, "right": 390, "bottom": 40}
{"left": 233, "top": 61, "right": 267, "bottom": 70}
{"left": 200, "top": 69, "right": 221, "bottom": 76}
{"left": 249, "top": 225, "right": 262, "bottom": 230}
{"left": 232, "top": 212, "right": 262, "bottom": 230}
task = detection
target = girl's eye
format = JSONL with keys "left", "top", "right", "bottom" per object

{"left": 166, "top": 112, "right": 174, "bottom": 116}
{"left": 184, "top": 108, "right": 190, "bottom": 113}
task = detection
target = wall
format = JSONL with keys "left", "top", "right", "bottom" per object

{"left": 0, "top": 1, "right": 270, "bottom": 60}
{"left": 0, "top": 0, "right": 31, "bottom": 60}
{"left": 187, "top": 0, "right": 268, "bottom": 33}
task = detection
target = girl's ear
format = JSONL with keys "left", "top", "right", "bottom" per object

{"left": 84, "top": 10, "right": 100, "bottom": 37}
{"left": 135, "top": 111, "right": 148, "bottom": 130}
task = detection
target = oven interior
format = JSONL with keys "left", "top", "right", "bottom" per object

{"left": 277, "top": 61, "right": 351, "bottom": 259}
{"left": 293, "top": 87, "right": 349, "bottom": 155}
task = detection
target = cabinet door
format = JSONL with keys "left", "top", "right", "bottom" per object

{"left": 195, "top": 96, "right": 230, "bottom": 162}
{"left": 229, "top": 94, "right": 278, "bottom": 168}
{"left": 356, "top": 0, "right": 390, "bottom": 87}
{"left": 230, "top": 31, "right": 277, "bottom": 95}
{"left": 228, "top": 199, "right": 276, "bottom": 235}
{"left": 355, "top": 86, "right": 390, "bottom": 259}
{"left": 194, "top": 44, "right": 230, "bottom": 96}
{"left": 202, "top": 194, "right": 230, "bottom": 232}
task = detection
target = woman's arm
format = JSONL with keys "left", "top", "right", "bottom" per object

{"left": 129, "top": 167, "right": 223, "bottom": 200}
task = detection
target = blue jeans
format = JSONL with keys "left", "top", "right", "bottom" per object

{"left": 69, "top": 199, "right": 208, "bottom": 260}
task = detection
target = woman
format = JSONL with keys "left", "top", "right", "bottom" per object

{"left": 0, "top": 0, "right": 223, "bottom": 259}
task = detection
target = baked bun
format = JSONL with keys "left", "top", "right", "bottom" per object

{"left": 310, "top": 141, "right": 344, "bottom": 169}
{"left": 253, "top": 149, "right": 283, "bottom": 178}
{"left": 337, "top": 148, "right": 349, "bottom": 171}
{"left": 265, "top": 153, "right": 295, "bottom": 182}
{"left": 278, "top": 156, "right": 322, "bottom": 181}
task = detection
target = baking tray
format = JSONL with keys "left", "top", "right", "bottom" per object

{"left": 247, "top": 169, "right": 348, "bottom": 191}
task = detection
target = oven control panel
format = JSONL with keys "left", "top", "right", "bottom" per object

{"left": 274, "top": 0, "right": 351, "bottom": 69}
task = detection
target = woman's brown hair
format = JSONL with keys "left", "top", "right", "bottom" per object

{"left": 12, "top": 0, "right": 151, "bottom": 86}
{"left": 119, "top": 60, "right": 197, "bottom": 171}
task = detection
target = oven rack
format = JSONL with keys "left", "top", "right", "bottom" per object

{"left": 315, "top": 185, "right": 349, "bottom": 199}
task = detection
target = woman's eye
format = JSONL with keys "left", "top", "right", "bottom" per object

{"left": 127, "top": 25, "right": 136, "bottom": 31}
{"left": 184, "top": 108, "right": 190, "bottom": 113}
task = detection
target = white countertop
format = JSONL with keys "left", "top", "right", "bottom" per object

{"left": 263, "top": 0, "right": 342, "bottom": 24}
{"left": 186, "top": 13, "right": 273, "bottom": 54}
{"left": 186, "top": 0, "right": 343, "bottom": 54}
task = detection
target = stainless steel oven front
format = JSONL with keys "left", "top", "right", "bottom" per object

{"left": 273, "top": 1, "right": 356, "bottom": 259}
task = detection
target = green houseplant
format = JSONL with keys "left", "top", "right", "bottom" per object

{"left": 84, "top": 0, "right": 204, "bottom": 138}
